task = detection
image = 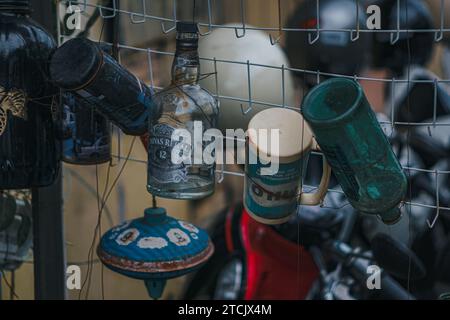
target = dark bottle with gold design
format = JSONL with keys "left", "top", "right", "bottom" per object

{"left": 147, "top": 22, "right": 219, "bottom": 200}
{"left": 0, "top": 0, "right": 60, "bottom": 190}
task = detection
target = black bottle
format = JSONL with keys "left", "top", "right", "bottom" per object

{"left": 61, "top": 92, "right": 111, "bottom": 165}
{"left": 61, "top": 42, "right": 111, "bottom": 165}
{"left": 49, "top": 38, "right": 154, "bottom": 136}
{"left": 0, "top": 0, "right": 60, "bottom": 190}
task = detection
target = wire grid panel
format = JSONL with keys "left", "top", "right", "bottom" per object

{"left": 57, "top": 0, "right": 450, "bottom": 227}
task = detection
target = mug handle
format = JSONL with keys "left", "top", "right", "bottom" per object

{"left": 298, "top": 139, "right": 331, "bottom": 206}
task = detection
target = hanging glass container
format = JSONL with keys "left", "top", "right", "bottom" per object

{"left": 147, "top": 22, "right": 220, "bottom": 200}
{"left": 0, "top": 190, "right": 32, "bottom": 271}
{"left": 0, "top": 0, "right": 60, "bottom": 190}
{"left": 302, "top": 78, "right": 407, "bottom": 224}
{"left": 49, "top": 38, "right": 154, "bottom": 136}
{"left": 61, "top": 92, "right": 111, "bottom": 165}
{"left": 0, "top": 192, "right": 16, "bottom": 231}
{"left": 98, "top": 206, "right": 214, "bottom": 299}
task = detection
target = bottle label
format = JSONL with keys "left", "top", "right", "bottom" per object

{"left": 148, "top": 123, "right": 188, "bottom": 183}
{"left": 244, "top": 148, "right": 305, "bottom": 221}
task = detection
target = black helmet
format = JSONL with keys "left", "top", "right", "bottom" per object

{"left": 372, "top": 0, "right": 435, "bottom": 76}
{"left": 285, "top": 0, "right": 372, "bottom": 87}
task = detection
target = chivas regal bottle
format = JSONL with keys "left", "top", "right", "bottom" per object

{"left": 147, "top": 22, "right": 219, "bottom": 200}
{"left": 0, "top": 0, "right": 60, "bottom": 189}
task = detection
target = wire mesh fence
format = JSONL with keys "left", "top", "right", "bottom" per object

{"left": 56, "top": 0, "right": 450, "bottom": 231}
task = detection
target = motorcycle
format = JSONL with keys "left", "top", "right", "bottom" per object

{"left": 183, "top": 73, "right": 450, "bottom": 299}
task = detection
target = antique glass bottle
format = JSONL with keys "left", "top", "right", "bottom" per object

{"left": 50, "top": 38, "right": 154, "bottom": 136}
{"left": 61, "top": 43, "right": 112, "bottom": 165}
{"left": 0, "top": 0, "right": 60, "bottom": 189}
{"left": 302, "top": 78, "right": 407, "bottom": 224}
{"left": 61, "top": 92, "right": 111, "bottom": 165}
{"left": 0, "top": 190, "right": 32, "bottom": 271}
{"left": 147, "top": 22, "right": 219, "bottom": 200}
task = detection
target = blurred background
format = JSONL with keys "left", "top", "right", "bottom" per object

{"left": 1, "top": 0, "right": 450, "bottom": 300}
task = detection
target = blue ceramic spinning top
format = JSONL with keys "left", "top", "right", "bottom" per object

{"left": 97, "top": 207, "right": 214, "bottom": 299}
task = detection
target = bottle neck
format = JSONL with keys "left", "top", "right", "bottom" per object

{"left": 171, "top": 32, "right": 200, "bottom": 85}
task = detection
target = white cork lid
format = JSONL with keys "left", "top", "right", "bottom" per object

{"left": 247, "top": 108, "right": 313, "bottom": 162}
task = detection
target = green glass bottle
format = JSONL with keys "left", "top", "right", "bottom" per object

{"left": 302, "top": 78, "right": 407, "bottom": 224}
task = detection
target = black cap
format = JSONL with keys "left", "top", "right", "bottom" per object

{"left": 176, "top": 21, "right": 199, "bottom": 33}
{"left": 50, "top": 38, "right": 103, "bottom": 90}
{"left": 0, "top": 0, "right": 30, "bottom": 12}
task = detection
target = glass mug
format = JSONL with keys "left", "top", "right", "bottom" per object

{"left": 244, "top": 108, "right": 331, "bottom": 225}
{"left": 302, "top": 78, "right": 407, "bottom": 224}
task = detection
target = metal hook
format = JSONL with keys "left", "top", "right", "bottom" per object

{"left": 390, "top": 32, "right": 400, "bottom": 45}
{"left": 316, "top": 70, "right": 321, "bottom": 84}
{"left": 269, "top": 34, "right": 281, "bottom": 45}
{"left": 390, "top": 0, "right": 400, "bottom": 44}
{"left": 213, "top": 57, "right": 220, "bottom": 98}
{"left": 161, "top": 0, "right": 177, "bottom": 34}
{"left": 427, "top": 213, "right": 440, "bottom": 229}
{"left": 435, "top": 0, "right": 444, "bottom": 42}
{"left": 235, "top": 0, "right": 246, "bottom": 38}
{"left": 308, "top": 32, "right": 320, "bottom": 44}
{"left": 427, "top": 169, "right": 440, "bottom": 228}
{"left": 350, "top": 30, "right": 360, "bottom": 42}
{"left": 212, "top": 57, "right": 221, "bottom": 115}
{"left": 240, "top": 60, "right": 253, "bottom": 115}
{"left": 433, "top": 78, "right": 438, "bottom": 128}
{"left": 198, "top": 0, "right": 213, "bottom": 36}
{"left": 281, "top": 64, "right": 286, "bottom": 107}
{"left": 216, "top": 164, "right": 225, "bottom": 184}
{"left": 116, "top": 126, "right": 121, "bottom": 166}
{"left": 130, "top": 0, "right": 146, "bottom": 24}
{"left": 390, "top": 77, "right": 395, "bottom": 130}
{"left": 99, "top": 0, "right": 117, "bottom": 19}
{"left": 240, "top": 104, "right": 252, "bottom": 115}
{"left": 350, "top": 0, "right": 360, "bottom": 42}
{"left": 435, "top": 31, "right": 444, "bottom": 43}
{"left": 269, "top": 0, "right": 282, "bottom": 45}
{"left": 308, "top": 0, "right": 320, "bottom": 44}
{"left": 235, "top": 26, "right": 246, "bottom": 38}
{"left": 147, "top": 48, "right": 155, "bottom": 89}
{"left": 109, "top": 124, "right": 120, "bottom": 167}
